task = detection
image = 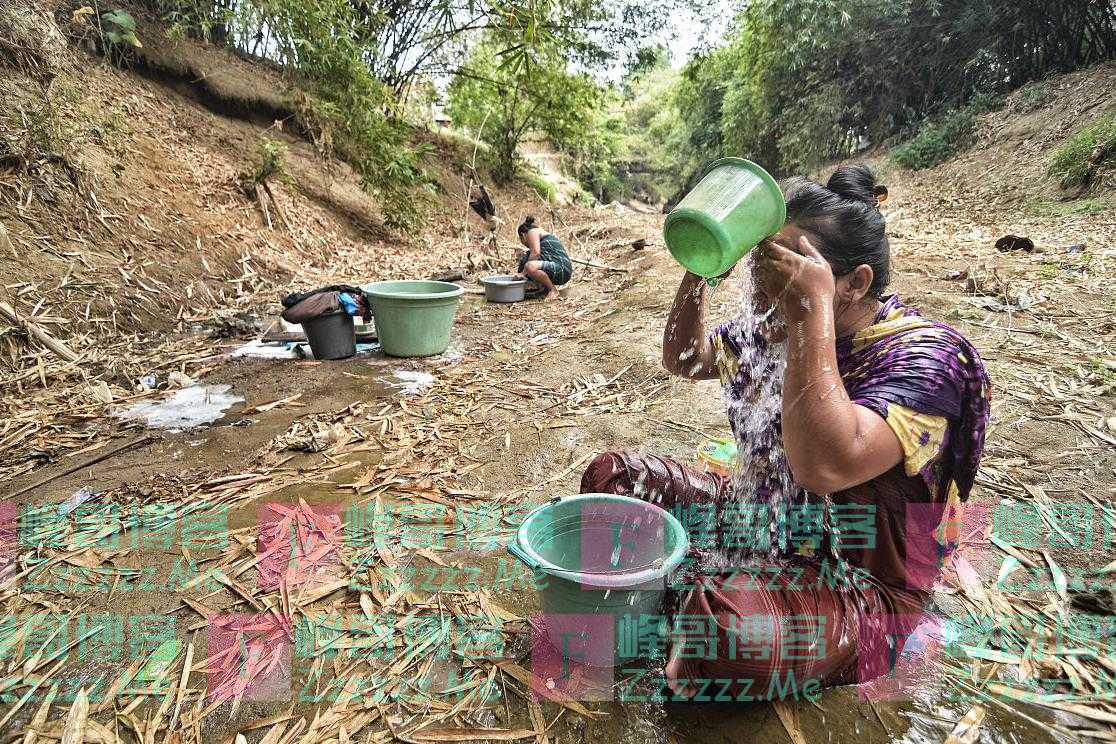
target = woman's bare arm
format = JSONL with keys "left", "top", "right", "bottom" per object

{"left": 525, "top": 228, "right": 542, "bottom": 260}
{"left": 781, "top": 296, "right": 903, "bottom": 493}
{"left": 663, "top": 272, "right": 719, "bottom": 380}
{"left": 758, "top": 237, "right": 903, "bottom": 493}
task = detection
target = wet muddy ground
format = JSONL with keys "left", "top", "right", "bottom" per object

{"left": 4, "top": 197, "right": 1113, "bottom": 742}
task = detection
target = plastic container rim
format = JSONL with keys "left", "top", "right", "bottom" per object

{"left": 363, "top": 280, "right": 465, "bottom": 301}
{"left": 511, "top": 493, "right": 689, "bottom": 588}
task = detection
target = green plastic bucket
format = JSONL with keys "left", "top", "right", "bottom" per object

{"left": 362, "top": 280, "right": 464, "bottom": 357}
{"left": 508, "top": 493, "right": 689, "bottom": 667}
{"left": 663, "top": 158, "right": 786, "bottom": 278}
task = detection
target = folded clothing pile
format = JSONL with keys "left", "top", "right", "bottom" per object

{"left": 280, "top": 285, "right": 371, "bottom": 324}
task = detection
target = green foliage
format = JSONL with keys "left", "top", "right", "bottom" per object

{"left": 242, "top": 137, "right": 291, "bottom": 185}
{"left": 891, "top": 93, "right": 1003, "bottom": 170}
{"left": 136, "top": 0, "right": 1116, "bottom": 220}
{"left": 447, "top": 38, "right": 605, "bottom": 184}
{"left": 435, "top": 129, "right": 490, "bottom": 160}
{"left": 673, "top": 51, "right": 732, "bottom": 172}
{"left": 552, "top": 90, "right": 625, "bottom": 201}
{"left": 146, "top": 0, "right": 688, "bottom": 223}
{"left": 138, "top": 0, "right": 432, "bottom": 229}
{"left": 253, "top": 0, "right": 433, "bottom": 230}
{"left": 607, "top": 54, "right": 702, "bottom": 204}
{"left": 1013, "top": 82, "right": 1050, "bottom": 113}
{"left": 150, "top": 0, "right": 231, "bottom": 43}
{"left": 607, "top": 0, "right": 1116, "bottom": 196}
{"left": 443, "top": 0, "right": 685, "bottom": 196}
{"left": 448, "top": 36, "right": 622, "bottom": 199}
{"left": 1091, "top": 357, "right": 1116, "bottom": 390}
{"left": 4, "top": 80, "right": 82, "bottom": 164}
{"left": 1025, "top": 196, "right": 1112, "bottom": 217}
{"left": 891, "top": 109, "right": 978, "bottom": 170}
{"left": 102, "top": 9, "right": 143, "bottom": 49}
{"left": 521, "top": 170, "right": 558, "bottom": 203}
{"left": 713, "top": 1, "right": 865, "bottom": 172}
{"left": 1048, "top": 115, "right": 1116, "bottom": 190}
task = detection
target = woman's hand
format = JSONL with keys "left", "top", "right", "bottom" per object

{"left": 753, "top": 235, "right": 835, "bottom": 320}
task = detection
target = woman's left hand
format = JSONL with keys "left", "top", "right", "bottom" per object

{"left": 753, "top": 235, "right": 835, "bottom": 320}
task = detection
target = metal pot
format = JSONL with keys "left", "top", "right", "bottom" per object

{"left": 480, "top": 275, "right": 527, "bottom": 303}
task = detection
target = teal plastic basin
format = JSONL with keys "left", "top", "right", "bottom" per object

{"left": 508, "top": 493, "right": 689, "bottom": 667}
{"left": 362, "top": 280, "right": 464, "bottom": 357}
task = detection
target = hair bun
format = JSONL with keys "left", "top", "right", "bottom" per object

{"left": 517, "top": 215, "right": 539, "bottom": 236}
{"left": 826, "top": 165, "right": 881, "bottom": 207}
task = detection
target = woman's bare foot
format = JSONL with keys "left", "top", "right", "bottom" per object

{"left": 522, "top": 260, "right": 559, "bottom": 300}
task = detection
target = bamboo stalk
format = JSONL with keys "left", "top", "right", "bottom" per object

{"left": 0, "top": 299, "right": 80, "bottom": 362}
{"left": 3, "top": 434, "right": 154, "bottom": 500}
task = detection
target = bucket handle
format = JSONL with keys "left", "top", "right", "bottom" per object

{"left": 506, "top": 540, "right": 541, "bottom": 571}
{"left": 505, "top": 496, "right": 564, "bottom": 572}
{"left": 506, "top": 495, "right": 578, "bottom": 572}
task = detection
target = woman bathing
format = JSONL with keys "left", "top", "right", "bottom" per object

{"left": 517, "top": 216, "right": 573, "bottom": 301}
{"left": 581, "top": 165, "right": 991, "bottom": 697}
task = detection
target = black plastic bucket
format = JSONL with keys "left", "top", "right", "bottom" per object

{"left": 302, "top": 312, "right": 356, "bottom": 360}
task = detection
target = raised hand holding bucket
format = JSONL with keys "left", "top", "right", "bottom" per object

{"left": 663, "top": 158, "right": 786, "bottom": 279}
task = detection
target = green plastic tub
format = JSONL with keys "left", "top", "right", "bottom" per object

{"left": 508, "top": 493, "right": 689, "bottom": 667}
{"left": 362, "top": 280, "right": 464, "bottom": 357}
{"left": 663, "top": 157, "right": 786, "bottom": 278}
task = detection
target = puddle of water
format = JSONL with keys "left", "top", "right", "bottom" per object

{"left": 231, "top": 338, "right": 385, "bottom": 359}
{"left": 388, "top": 370, "right": 435, "bottom": 395}
{"left": 230, "top": 339, "right": 300, "bottom": 359}
{"left": 439, "top": 346, "right": 464, "bottom": 364}
{"left": 577, "top": 665, "right": 1061, "bottom": 744}
{"left": 572, "top": 610, "right": 1065, "bottom": 744}
{"left": 366, "top": 343, "right": 464, "bottom": 368}
{"left": 116, "top": 384, "right": 243, "bottom": 432}
{"left": 222, "top": 475, "right": 377, "bottom": 531}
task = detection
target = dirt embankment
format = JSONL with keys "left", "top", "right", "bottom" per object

{"left": 1, "top": 2, "right": 566, "bottom": 333}
{"left": 0, "top": 5, "right": 562, "bottom": 479}
{"left": 914, "top": 62, "right": 1116, "bottom": 209}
